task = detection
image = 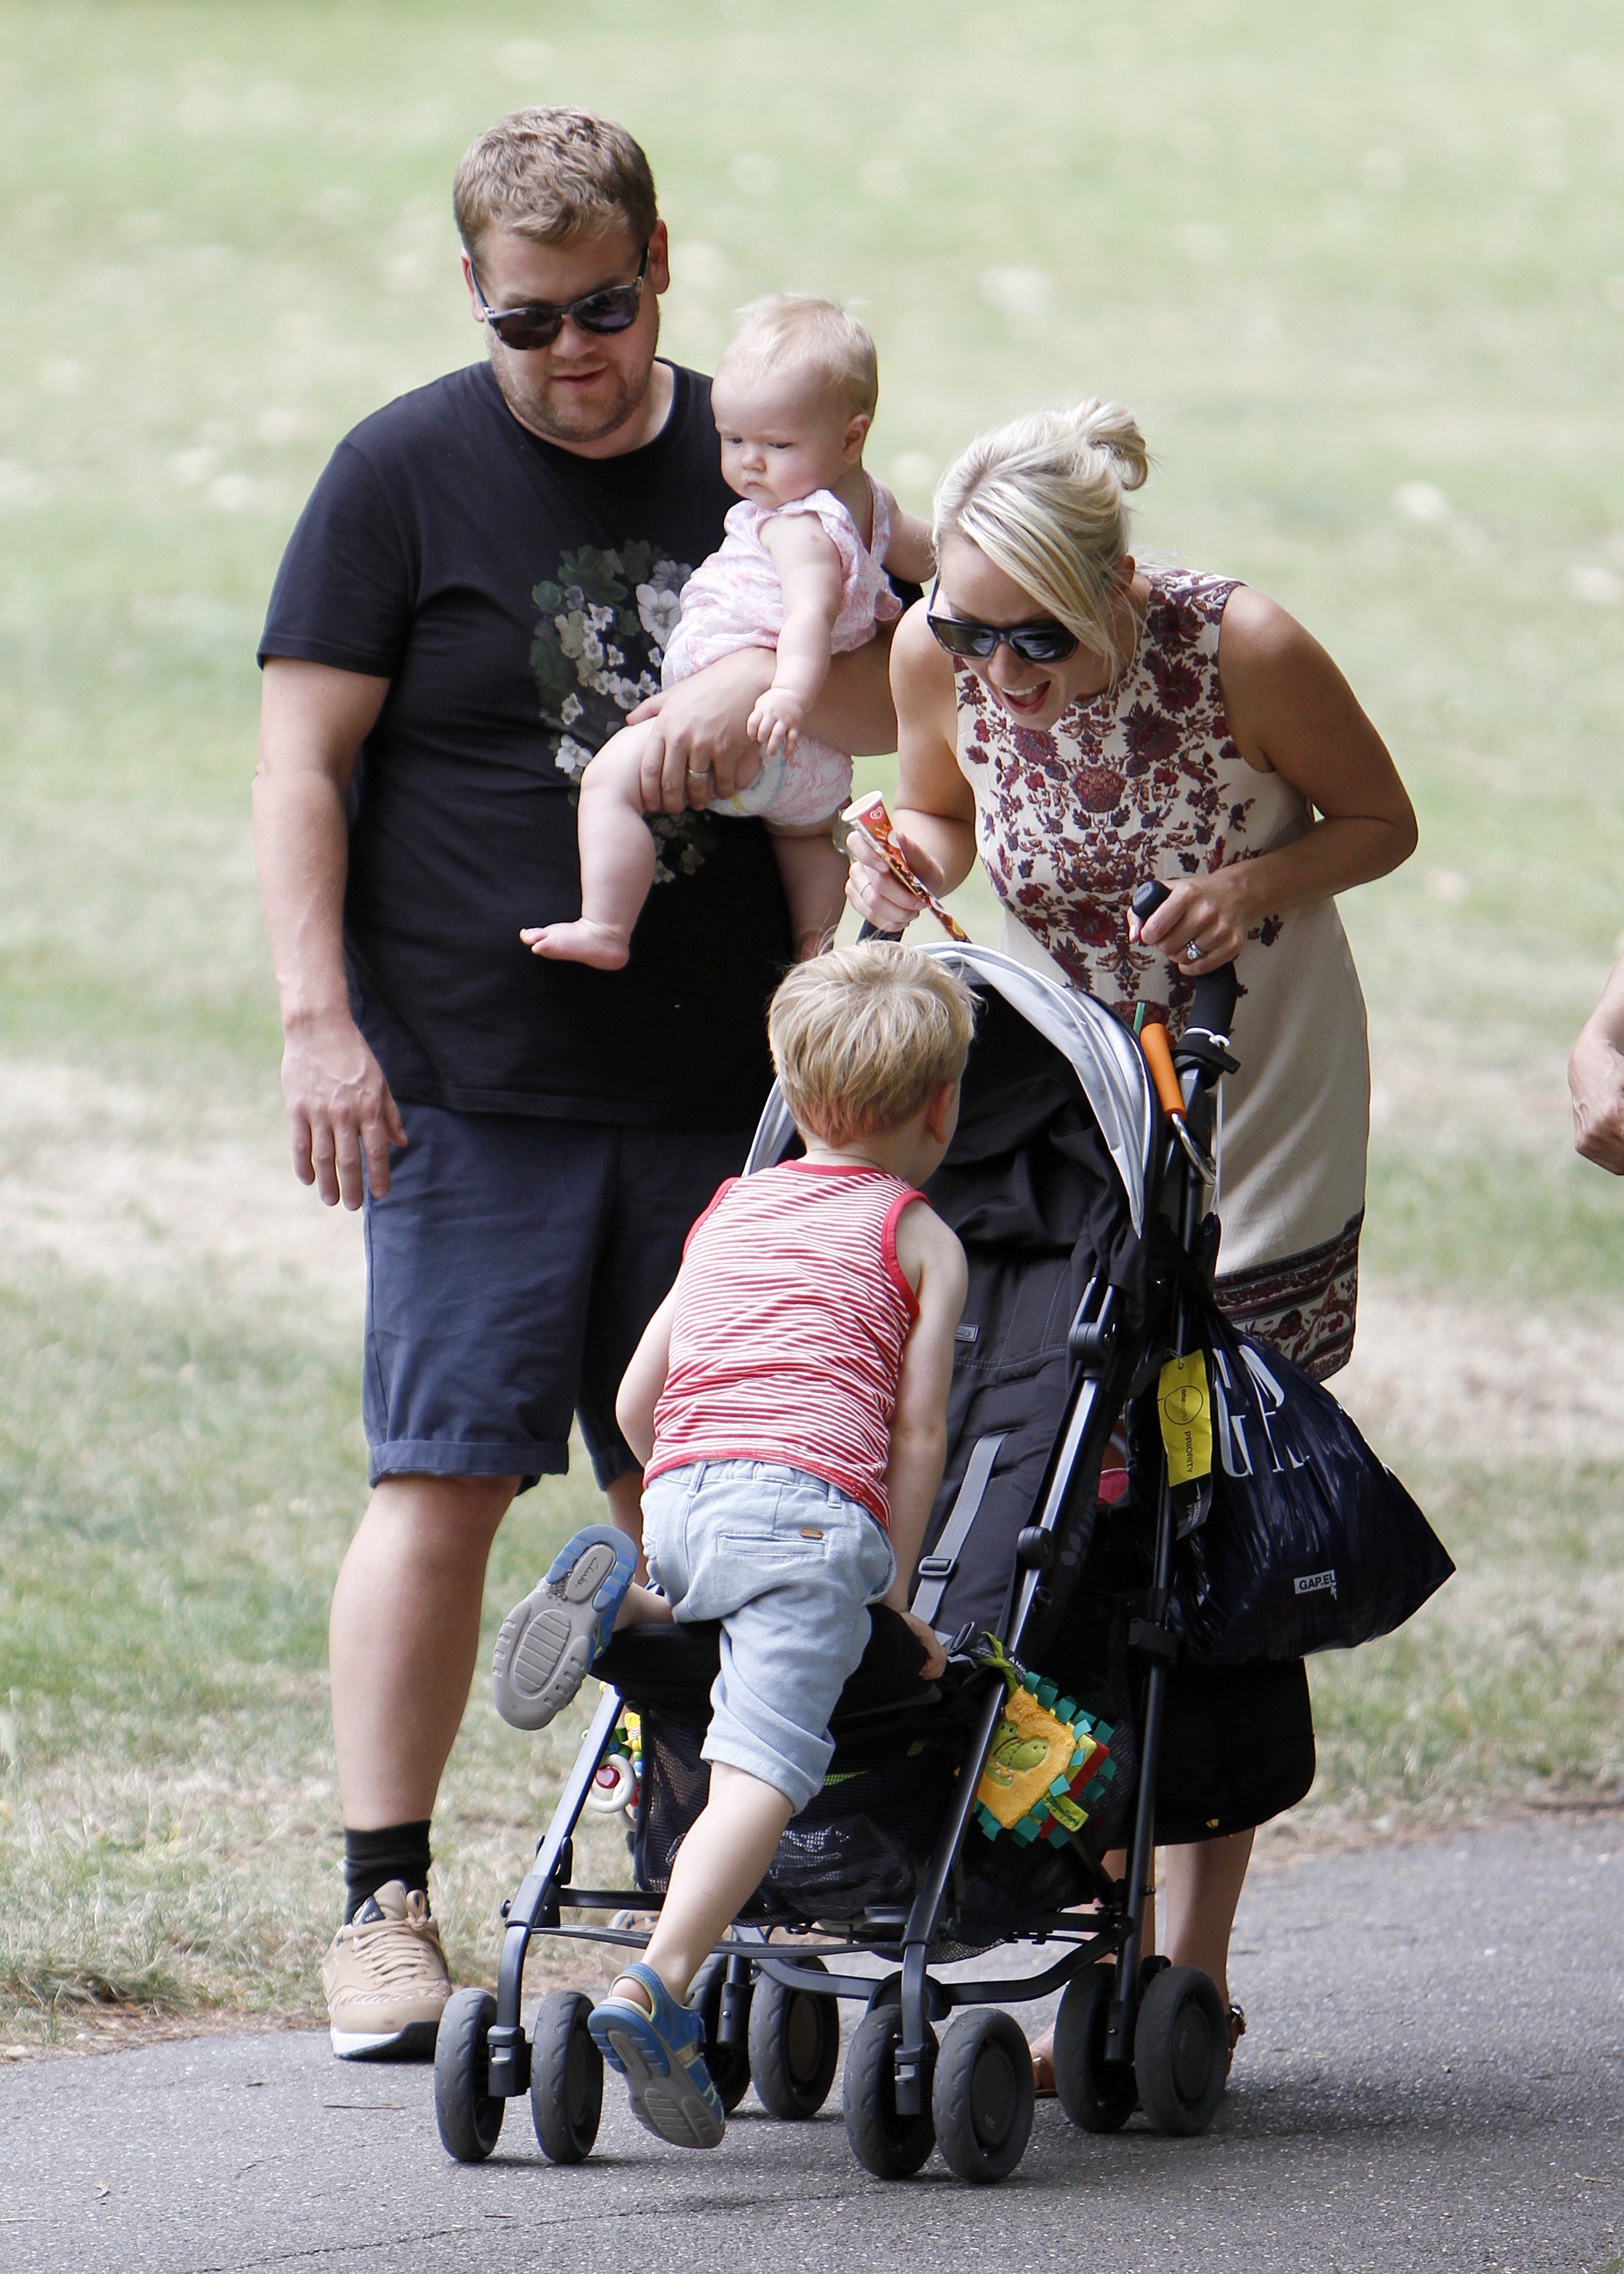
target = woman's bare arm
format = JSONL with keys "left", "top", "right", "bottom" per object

{"left": 254, "top": 658, "right": 405, "bottom": 1207}
{"left": 846, "top": 603, "right": 977, "bottom": 931}
{"left": 1136, "top": 588, "right": 1418, "bottom": 972}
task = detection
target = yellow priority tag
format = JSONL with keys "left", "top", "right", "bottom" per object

{"left": 1157, "top": 1350, "right": 1212, "bottom": 1483}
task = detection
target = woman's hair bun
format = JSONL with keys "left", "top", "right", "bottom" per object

{"left": 1064, "top": 398, "right": 1150, "bottom": 491}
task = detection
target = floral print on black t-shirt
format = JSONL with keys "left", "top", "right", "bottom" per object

{"left": 530, "top": 539, "right": 714, "bottom": 881}
{"left": 530, "top": 539, "right": 688, "bottom": 775}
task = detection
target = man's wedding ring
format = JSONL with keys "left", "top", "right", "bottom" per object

{"left": 687, "top": 764, "right": 711, "bottom": 781}
{"left": 1185, "top": 939, "right": 1204, "bottom": 963}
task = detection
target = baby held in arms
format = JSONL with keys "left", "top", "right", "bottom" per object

{"left": 522, "top": 294, "right": 936, "bottom": 968}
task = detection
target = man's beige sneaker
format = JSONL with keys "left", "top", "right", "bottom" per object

{"left": 321, "top": 1880, "right": 452, "bottom": 2060}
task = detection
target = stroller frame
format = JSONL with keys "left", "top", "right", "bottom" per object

{"left": 438, "top": 933, "right": 1241, "bottom": 2182}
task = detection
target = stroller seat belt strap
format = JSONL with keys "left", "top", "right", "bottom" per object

{"left": 910, "top": 1433, "right": 1005, "bottom": 1631}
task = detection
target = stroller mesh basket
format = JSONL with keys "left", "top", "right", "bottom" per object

{"left": 634, "top": 1706, "right": 962, "bottom": 1924}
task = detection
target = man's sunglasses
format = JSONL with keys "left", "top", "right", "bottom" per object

{"left": 470, "top": 245, "right": 649, "bottom": 350}
{"left": 925, "top": 579, "right": 1080, "bottom": 664}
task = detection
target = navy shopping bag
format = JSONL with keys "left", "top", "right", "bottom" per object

{"left": 1167, "top": 1307, "right": 1454, "bottom": 1665}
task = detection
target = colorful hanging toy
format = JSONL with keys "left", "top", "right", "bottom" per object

{"left": 971, "top": 1637, "right": 1116, "bottom": 1847}
{"left": 586, "top": 1704, "right": 642, "bottom": 1818}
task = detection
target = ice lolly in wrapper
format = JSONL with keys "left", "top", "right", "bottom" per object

{"left": 842, "top": 790, "right": 970, "bottom": 942}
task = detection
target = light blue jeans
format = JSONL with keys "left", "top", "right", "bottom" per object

{"left": 641, "top": 1459, "right": 896, "bottom": 1813}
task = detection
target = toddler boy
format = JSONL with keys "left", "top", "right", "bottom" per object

{"left": 491, "top": 942, "right": 972, "bottom": 2148}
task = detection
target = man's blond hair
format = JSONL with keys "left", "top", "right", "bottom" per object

{"left": 719, "top": 293, "right": 880, "bottom": 421}
{"left": 768, "top": 944, "right": 975, "bottom": 1148}
{"left": 452, "top": 107, "right": 658, "bottom": 256}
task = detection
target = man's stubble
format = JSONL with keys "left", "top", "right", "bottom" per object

{"left": 487, "top": 311, "right": 662, "bottom": 451}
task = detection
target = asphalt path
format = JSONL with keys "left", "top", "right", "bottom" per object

{"left": 1, "top": 1817, "right": 1621, "bottom": 2273}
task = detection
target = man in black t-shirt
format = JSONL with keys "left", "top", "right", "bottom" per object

{"left": 254, "top": 108, "right": 900, "bottom": 2058}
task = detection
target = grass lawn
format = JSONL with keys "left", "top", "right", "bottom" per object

{"left": 3, "top": 0, "right": 1623, "bottom": 2040}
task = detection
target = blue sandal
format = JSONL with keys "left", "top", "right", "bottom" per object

{"left": 589, "top": 1961, "right": 726, "bottom": 2151}
{"left": 490, "top": 1526, "right": 636, "bottom": 1732}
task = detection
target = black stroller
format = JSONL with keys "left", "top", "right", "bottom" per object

{"left": 433, "top": 915, "right": 1246, "bottom": 2185}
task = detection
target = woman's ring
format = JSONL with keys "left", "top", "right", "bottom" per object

{"left": 687, "top": 764, "right": 712, "bottom": 781}
{"left": 1185, "top": 939, "right": 1203, "bottom": 963}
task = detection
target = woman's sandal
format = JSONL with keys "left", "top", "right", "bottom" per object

{"left": 588, "top": 1961, "right": 726, "bottom": 2151}
{"left": 491, "top": 1525, "right": 636, "bottom": 1731}
{"left": 1226, "top": 2002, "right": 1247, "bottom": 2073}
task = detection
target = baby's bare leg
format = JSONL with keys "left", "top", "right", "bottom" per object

{"left": 519, "top": 727, "right": 659, "bottom": 970}
{"left": 766, "top": 816, "right": 849, "bottom": 961}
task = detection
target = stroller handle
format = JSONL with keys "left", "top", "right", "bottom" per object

{"left": 1130, "top": 879, "right": 1239, "bottom": 1041}
{"left": 864, "top": 884, "right": 1240, "bottom": 1038}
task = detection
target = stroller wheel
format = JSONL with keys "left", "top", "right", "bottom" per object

{"left": 1053, "top": 1964, "right": 1137, "bottom": 2133}
{"left": 843, "top": 2005, "right": 938, "bottom": 2179}
{"left": 530, "top": 1990, "right": 603, "bottom": 2165}
{"left": 433, "top": 1987, "right": 505, "bottom": 2164}
{"left": 687, "top": 1954, "right": 754, "bottom": 2112}
{"left": 749, "top": 1957, "right": 840, "bottom": 2119}
{"left": 932, "top": 2009, "right": 1035, "bottom": 2185}
{"left": 1133, "top": 1964, "right": 1228, "bottom": 2136}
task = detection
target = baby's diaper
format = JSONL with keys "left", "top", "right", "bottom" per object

{"left": 713, "top": 737, "right": 853, "bottom": 828}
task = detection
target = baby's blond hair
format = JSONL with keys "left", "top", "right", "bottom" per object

{"left": 718, "top": 291, "right": 880, "bottom": 422}
{"left": 768, "top": 944, "right": 976, "bottom": 1148}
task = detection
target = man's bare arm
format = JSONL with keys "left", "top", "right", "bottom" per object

{"left": 253, "top": 657, "right": 404, "bottom": 1208}
{"left": 625, "top": 626, "right": 902, "bottom": 815}
{"left": 812, "top": 624, "right": 900, "bottom": 756}
{"left": 875, "top": 485, "right": 936, "bottom": 585}
{"left": 1571, "top": 950, "right": 1624, "bottom": 1174}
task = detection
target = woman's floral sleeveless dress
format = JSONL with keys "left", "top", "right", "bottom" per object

{"left": 954, "top": 567, "right": 1369, "bottom": 1379}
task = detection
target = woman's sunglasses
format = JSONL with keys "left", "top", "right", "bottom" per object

{"left": 470, "top": 245, "right": 649, "bottom": 351}
{"left": 924, "top": 581, "right": 1080, "bottom": 664}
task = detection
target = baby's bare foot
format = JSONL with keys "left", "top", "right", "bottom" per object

{"left": 520, "top": 921, "right": 632, "bottom": 971}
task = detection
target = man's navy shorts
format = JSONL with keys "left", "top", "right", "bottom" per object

{"left": 362, "top": 1102, "right": 748, "bottom": 1494}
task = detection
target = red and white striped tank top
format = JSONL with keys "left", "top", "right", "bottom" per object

{"left": 646, "top": 1160, "right": 922, "bottom": 1526}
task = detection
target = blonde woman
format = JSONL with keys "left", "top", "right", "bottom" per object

{"left": 847, "top": 400, "right": 1416, "bottom": 2078}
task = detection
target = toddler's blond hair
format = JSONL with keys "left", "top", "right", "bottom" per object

{"left": 719, "top": 292, "right": 880, "bottom": 422}
{"left": 768, "top": 944, "right": 975, "bottom": 1147}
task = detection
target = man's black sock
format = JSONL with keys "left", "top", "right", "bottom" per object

{"left": 342, "top": 1820, "right": 433, "bottom": 1924}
